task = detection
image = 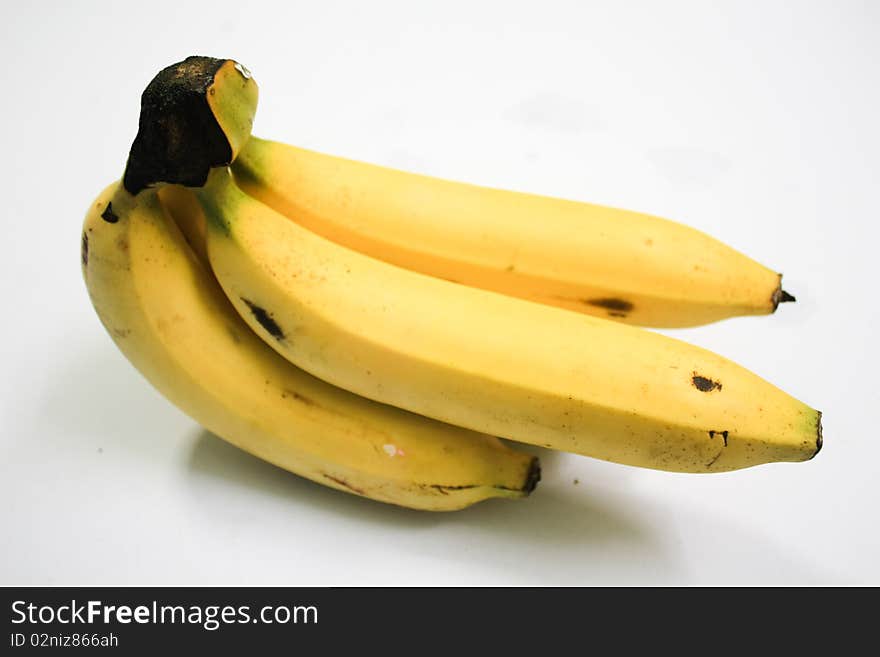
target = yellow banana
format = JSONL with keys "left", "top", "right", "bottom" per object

{"left": 196, "top": 167, "right": 821, "bottom": 474}
{"left": 81, "top": 181, "right": 540, "bottom": 510}
{"left": 233, "top": 136, "right": 793, "bottom": 328}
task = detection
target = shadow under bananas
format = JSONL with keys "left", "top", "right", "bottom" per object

{"left": 37, "top": 337, "right": 835, "bottom": 584}
{"left": 187, "top": 429, "right": 681, "bottom": 583}
{"left": 36, "top": 334, "right": 190, "bottom": 461}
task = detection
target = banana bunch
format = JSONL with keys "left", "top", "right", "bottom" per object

{"left": 82, "top": 58, "right": 538, "bottom": 511}
{"left": 82, "top": 57, "right": 822, "bottom": 510}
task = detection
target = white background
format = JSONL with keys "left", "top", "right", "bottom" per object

{"left": 1, "top": 0, "right": 877, "bottom": 585}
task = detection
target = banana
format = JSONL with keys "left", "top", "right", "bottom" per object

{"left": 233, "top": 136, "right": 794, "bottom": 328}
{"left": 195, "top": 166, "right": 822, "bottom": 473}
{"left": 81, "top": 181, "right": 540, "bottom": 510}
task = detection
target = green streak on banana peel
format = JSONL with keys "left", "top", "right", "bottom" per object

{"left": 122, "top": 56, "right": 258, "bottom": 195}
{"left": 196, "top": 167, "right": 244, "bottom": 235}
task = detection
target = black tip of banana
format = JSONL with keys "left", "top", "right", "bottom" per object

{"left": 523, "top": 457, "right": 542, "bottom": 495}
{"left": 771, "top": 276, "right": 797, "bottom": 311}
{"left": 810, "top": 411, "right": 823, "bottom": 459}
{"left": 122, "top": 56, "right": 257, "bottom": 195}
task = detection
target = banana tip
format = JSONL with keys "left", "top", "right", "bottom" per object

{"left": 810, "top": 411, "right": 823, "bottom": 459}
{"left": 771, "top": 281, "right": 797, "bottom": 310}
{"left": 523, "top": 457, "right": 542, "bottom": 495}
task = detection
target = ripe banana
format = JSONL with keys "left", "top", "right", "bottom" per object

{"left": 81, "top": 180, "right": 540, "bottom": 510}
{"left": 233, "top": 136, "right": 793, "bottom": 328}
{"left": 196, "top": 167, "right": 821, "bottom": 474}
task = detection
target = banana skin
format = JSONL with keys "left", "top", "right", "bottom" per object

{"left": 81, "top": 181, "right": 540, "bottom": 510}
{"left": 233, "top": 136, "right": 793, "bottom": 328}
{"left": 198, "top": 168, "right": 822, "bottom": 474}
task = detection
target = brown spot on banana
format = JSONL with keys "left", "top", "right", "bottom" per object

{"left": 705, "top": 449, "right": 724, "bottom": 468}
{"left": 241, "top": 298, "right": 285, "bottom": 340}
{"left": 428, "top": 484, "right": 481, "bottom": 495}
{"left": 692, "top": 374, "right": 722, "bottom": 392}
{"left": 281, "top": 389, "right": 317, "bottom": 408}
{"left": 708, "top": 430, "right": 729, "bottom": 446}
{"left": 322, "top": 474, "right": 366, "bottom": 496}
{"left": 425, "top": 457, "right": 540, "bottom": 496}
{"left": 585, "top": 297, "right": 634, "bottom": 318}
{"left": 81, "top": 232, "right": 89, "bottom": 267}
{"left": 585, "top": 297, "right": 634, "bottom": 314}
{"left": 101, "top": 203, "right": 119, "bottom": 224}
